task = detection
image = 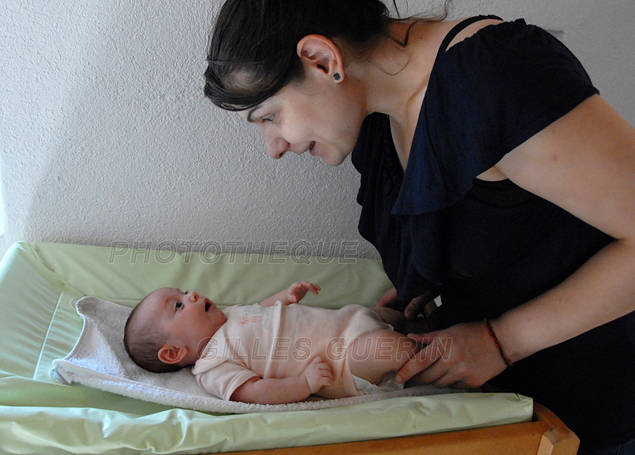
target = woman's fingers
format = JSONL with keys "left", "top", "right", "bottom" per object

{"left": 403, "top": 295, "right": 428, "bottom": 320}
{"left": 395, "top": 333, "right": 447, "bottom": 383}
{"left": 376, "top": 287, "right": 400, "bottom": 308}
{"left": 396, "top": 322, "right": 509, "bottom": 388}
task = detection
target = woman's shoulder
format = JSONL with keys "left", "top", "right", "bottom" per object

{"left": 411, "top": 16, "right": 504, "bottom": 60}
{"left": 393, "top": 18, "right": 598, "bottom": 215}
{"left": 442, "top": 17, "right": 504, "bottom": 51}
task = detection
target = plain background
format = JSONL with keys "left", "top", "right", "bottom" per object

{"left": 1, "top": 0, "right": 633, "bottom": 260}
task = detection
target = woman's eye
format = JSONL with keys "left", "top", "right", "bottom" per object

{"left": 262, "top": 114, "right": 274, "bottom": 123}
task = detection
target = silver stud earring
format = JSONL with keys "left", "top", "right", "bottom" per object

{"left": 333, "top": 73, "right": 341, "bottom": 81}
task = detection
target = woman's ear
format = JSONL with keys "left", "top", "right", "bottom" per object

{"left": 297, "top": 35, "right": 345, "bottom": 82}
{"left": 158, "top": 344, "right": 189, "bottom": 365}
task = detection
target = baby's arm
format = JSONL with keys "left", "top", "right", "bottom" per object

{"left": 230, "top": 356, "right": 333, "bottom": 404}
{"left": 260, "top": 281, "right": 321, "bottom": 307}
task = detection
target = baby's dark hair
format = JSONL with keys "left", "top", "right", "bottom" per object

{"left": 205, "top": 0, "right": 451, "bottom": 111}
{"left": 123, "top": 295, "right": 183, "bottom": 373}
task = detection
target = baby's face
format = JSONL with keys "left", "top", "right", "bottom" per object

{"left": 138, "top": 287, "right": 226, "bottom": 357}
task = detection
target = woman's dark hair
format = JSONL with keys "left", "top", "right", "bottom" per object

{"left": 204, "top": 0, "right": 451, "bottom": 111}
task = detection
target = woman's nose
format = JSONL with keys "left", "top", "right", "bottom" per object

{"left": 265, "top": 134, "right": 289, "bottom": 159}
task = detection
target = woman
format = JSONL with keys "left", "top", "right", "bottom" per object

{"left": 203, "top": 0, "right": 635, "bottom": 452}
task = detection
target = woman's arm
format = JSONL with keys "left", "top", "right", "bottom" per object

{"left": 260, "top": 282, "right": 321, "bottom": 307}
{"left": 493, "top": 95, "right": 635, "bottom": 360}
{"left": 397, "top": 95, "right": 635, "bottom": 388}
{"left": 230, "top": 356, "right": 333, "bottom": 404}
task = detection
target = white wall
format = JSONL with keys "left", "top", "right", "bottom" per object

{"left": 1, "top": 0, "right": 634, "bottom": 260}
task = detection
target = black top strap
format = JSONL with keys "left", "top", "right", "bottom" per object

{"left": 435, "top": 15, "right": 503, "bottom": 61}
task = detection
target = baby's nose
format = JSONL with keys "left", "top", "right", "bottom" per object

{"left": 188, "top": 291, "right": 199, "bottom": 301}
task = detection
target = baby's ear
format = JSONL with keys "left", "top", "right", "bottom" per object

{"left": 158, "top": 345, "right": 188, "bottom": 365}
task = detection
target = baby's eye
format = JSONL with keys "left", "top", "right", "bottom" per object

{"left": 174, "top": 302, "right": 183, "bottom": 311}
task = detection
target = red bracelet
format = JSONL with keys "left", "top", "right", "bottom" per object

{"left": 483, "top": 319, "right": 513, "bottom": 368}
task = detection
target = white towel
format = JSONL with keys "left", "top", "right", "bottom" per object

{"left": 52, "top": 297, "right": 455, "bottom": 414}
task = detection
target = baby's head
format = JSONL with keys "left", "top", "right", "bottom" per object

{"left": 124, "top": 287, "right": 226, "bottom": 373}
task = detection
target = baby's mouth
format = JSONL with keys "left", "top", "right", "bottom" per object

{"left": 205, "top": 301, "right": 211, "bottom": 312}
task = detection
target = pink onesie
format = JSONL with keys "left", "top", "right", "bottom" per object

{"left": 192, "top": 302, "right": 391, "bottom": 400}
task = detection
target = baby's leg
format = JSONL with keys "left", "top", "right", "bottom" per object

{"left": 371, "top": 306, "right": 430, "bottom": 335}
{"left": 347, "top": 329, "right": 420, "bottom": 385}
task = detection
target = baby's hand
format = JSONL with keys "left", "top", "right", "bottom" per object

{"left": 286, "top": 281, "right": 321, "bottom": 304}
{"left": 303, "top": 356, "right": 333, "bottom": 394}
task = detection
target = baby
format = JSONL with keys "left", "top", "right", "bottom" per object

{"left": 124, "top": 282, "right": 423, "bottom": 404}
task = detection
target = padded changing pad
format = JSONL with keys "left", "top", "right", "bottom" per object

{"left": 0, "top": 242, "right": 533, "bottom": 455}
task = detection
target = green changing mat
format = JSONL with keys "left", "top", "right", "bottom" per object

{"left": 0, "top": 242, "right": 532, "bottom": 455}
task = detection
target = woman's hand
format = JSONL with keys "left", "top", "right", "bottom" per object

{"left": 376, "top": 287, "right": 440, "bottom": 320}
{"left": 396, "top": 320, "right": 508, "bottom": 389}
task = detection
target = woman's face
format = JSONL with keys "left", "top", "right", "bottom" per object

{"left": 240, "top": 71, "right": 367, "bottom": 166}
